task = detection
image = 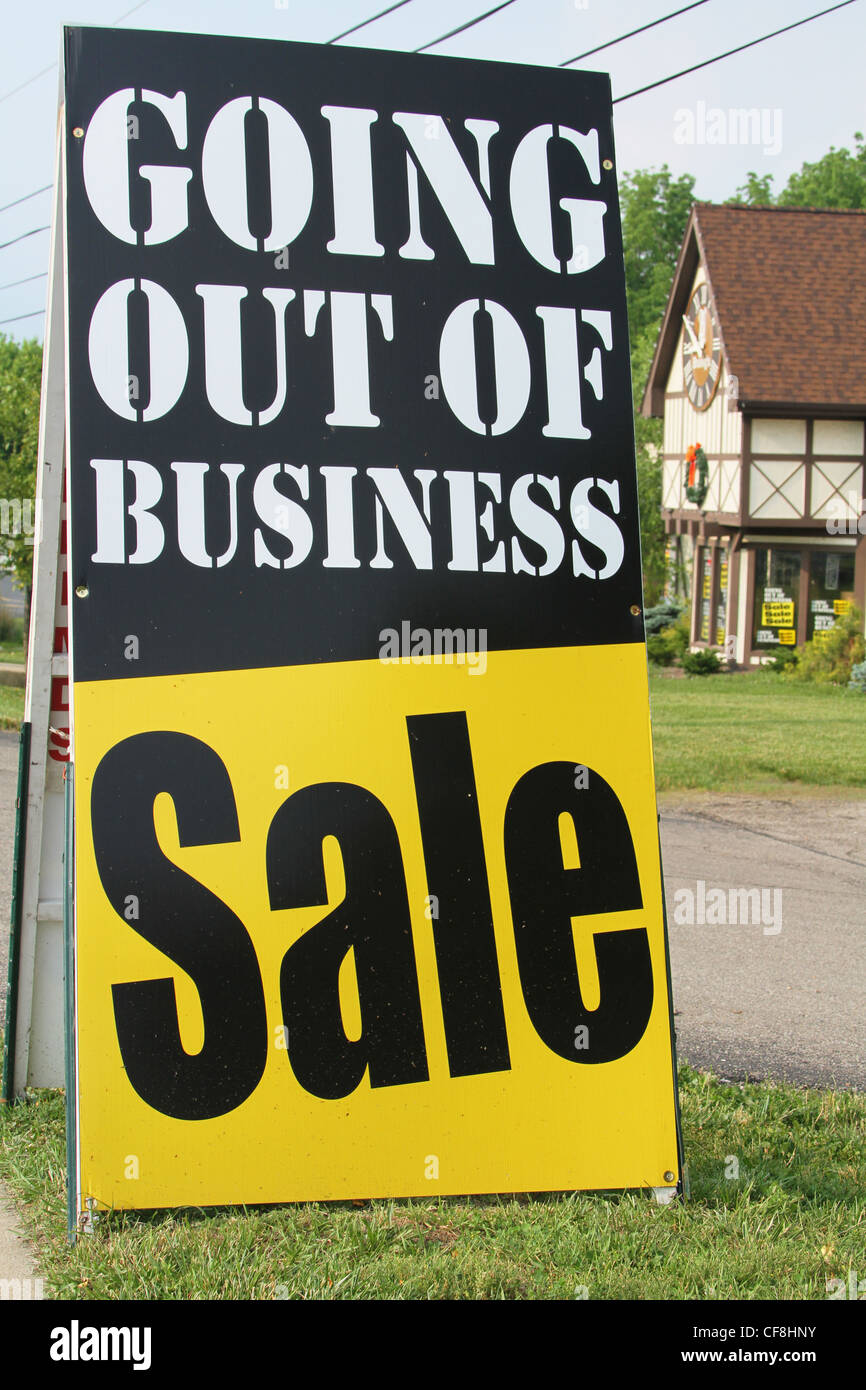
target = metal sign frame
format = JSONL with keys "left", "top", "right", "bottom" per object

{"left": 2, "top": 116, "right": 69, "bottom": 1102}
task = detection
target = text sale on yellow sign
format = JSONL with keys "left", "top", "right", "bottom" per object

{"left": 76, "top": 644, "right": 677, "bottom": 1207}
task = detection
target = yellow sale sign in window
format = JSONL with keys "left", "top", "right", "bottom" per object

{"left": 762, "top": 601, "right": 795, "bottom": 628}
{"left": 63, "top": 27, "right": 681, "bottom": 1210}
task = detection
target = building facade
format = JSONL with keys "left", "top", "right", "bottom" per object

{"left": 642, "top": 204, "right": 866, "bottom": 663}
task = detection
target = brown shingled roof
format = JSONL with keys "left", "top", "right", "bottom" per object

{"left": 642, "top": 204, "right": 866, "bottom": 415}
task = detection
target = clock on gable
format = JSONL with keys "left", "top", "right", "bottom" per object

{"left": 682, "top": 282, "right": 722, "bottom": 411}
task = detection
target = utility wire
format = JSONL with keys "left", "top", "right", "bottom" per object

{"left": 0, "top": 272, "right": 47, "bottom": 293}
{"left": 113, "top": 0, "right": 153, "bottom": 22}
{"left": 414, "top": 0, "right": 517, "bottom": 52}
{"left": 328, "top": 0, "right": 417, "bottom": 44}
{"left": 0, "top": 0, "right": 153, "bottom": 105}
{"left": 0, "top": 185, "right": 51, "bottom": 217}
{"left": 0, "top": 227, "right": 50, "bottom": 253}
{"left": 3, "top": 0, "right": 857, "bottom": 240}
{"left": 614, "top": 0, "right": 860, "bottom": 102}
{"left": 560, "top": 1, "right": 711, "bottom": 67}
{"left": 0, "top": 309, "right": 45, "bottom": 327}
{"left": 0, "top": 65, "right": 54, "bottom": 108}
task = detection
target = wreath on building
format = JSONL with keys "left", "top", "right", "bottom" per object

{"left": 685, "top": 442, "right": 709, "bottom": 508}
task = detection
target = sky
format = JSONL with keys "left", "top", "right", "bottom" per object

{"left": 0, "top": 0, "right": 863, "bottom": 341}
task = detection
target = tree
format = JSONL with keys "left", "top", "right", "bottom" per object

{"left": 726, "top": 171, "right": 775, "bottom": 206}
{"left": 779, "top": 131, "right": 866, "bottom": 209}
{"left": 725, "top": 134, "right": 866, "bottom": 210}
{"left": 619, "top": 166, "right": 694, "bottom": 604}
{"left": 0, "top": 333, "right": 42, "bottom": 595}
{"left": 619, "top": 164, "right": 696, "bottom": 359}
{"left": 634, "top": 423, "right": 666, "bottom": 606}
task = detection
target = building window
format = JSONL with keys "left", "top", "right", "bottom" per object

{"left": 808, "top": 549, "right": 856, "bottom": 641}
{"left": 692, "top": 545, "right": 730, "bottom": 648}
{"left": 752, "top": 548, "right": 800, "bottom": 649}
{"left": 716, "top": 552, "right": 729, "bottom": 646}
{"left": 750, "top": 545, "right": 857, "bottom": 652}
{"left": 699, "top": 548, "right": 712, "bottom": 642}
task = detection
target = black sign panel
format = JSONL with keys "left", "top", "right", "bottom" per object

{"left": 65, "top": 26, "right": 641, "bottom": 681}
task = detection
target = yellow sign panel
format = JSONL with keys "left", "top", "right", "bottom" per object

{"left": 762, "top": 601, "right": 795, "bottom": 627}
{"left": 778, "top": 629, "right": 796, "bottom": 645}
{"left": 834, "top": 599, "right": 852, "bottom": 616}
{"left": 75, "top": 644, "right": 678, "bottom": 1209}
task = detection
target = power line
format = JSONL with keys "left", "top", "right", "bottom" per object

{"left": 0, "top": 272, "right": 47, "bottom": 293}
{"left": 328, "top": 0, "right": 417, "bottom": 44}
{"left": 414, "top": 0, "right": 517, "bottom": 53}
{"left": 113, "top": 0, "right": 154, "bottom": 22}
{"left": 0, "top": 65, "right": 54, "bottom": 109}
{"left": 0, "top": 0, "right": 153, "bottom": 106}
{"left": 0, "top": 309, "right": 44, "bottom": 327}
{"left": 0, "top": 186, "right": 51, "bottom": 217}
{"left": 614, "top": 0, "right": 860, "bottom": 103}
{"left": 560, "top": 1, "right": 711, "bottom": 67}
{"left": 2, "top": 0, "right": 857, "bottom": 238}
{"left": 0, "top": 227, "right": 50, "bottom": 253}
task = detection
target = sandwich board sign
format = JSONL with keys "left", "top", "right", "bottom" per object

{"left": 1, "top": 132, "right": 70, "bottom": 1105}
{"left": 55, "top": 24, "right": 682, "bottom": 1213}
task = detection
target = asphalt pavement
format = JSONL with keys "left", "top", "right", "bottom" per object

{"left": 660, "top": 789, "right": 866, "bottom": 1090}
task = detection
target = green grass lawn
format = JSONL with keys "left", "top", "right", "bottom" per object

{"left": 650, "top": 669, "right": 866, "bottom": 792}
{"left": 0, "top": 642, "right": 25, "bottom": 665}
{"left": 0, "top": 685, "right": 24, "bottom": 729}
{"left": 0, "top": 1065, "right": 862, "bottom": 1300}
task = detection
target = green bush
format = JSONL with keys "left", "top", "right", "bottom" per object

{"left": 791, "top": 606, "right": 865, "bottom": 685}
{"left": 647, "top": 633, "right": 674, "bottom": 665}
{"left": 765, "top": 645, "right": 799, "bottom": 673}
{"left": 661, "top": 612, "right": 690, "bottom": 658}
{"left": 647, "top": 611, "right": 690, "bottom": 667}
{"left": 682, "top": 648, "right": 722, "bottom": 676}
{"left": 644, "top": 598, "right": 685, "bottom": 636}
{"left": 0, "top": 609, "right": 23, "bottom": 643}
{"left": 849, "top": 659, "right": 866, "bottom": 691}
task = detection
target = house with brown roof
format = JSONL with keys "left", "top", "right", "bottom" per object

{"left": 642, "top": 204, "right": 866, "bottom": 663}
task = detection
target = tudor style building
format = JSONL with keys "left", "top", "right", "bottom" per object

{"left": 642, "top": 204, "right": 866, "bottom": 663}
